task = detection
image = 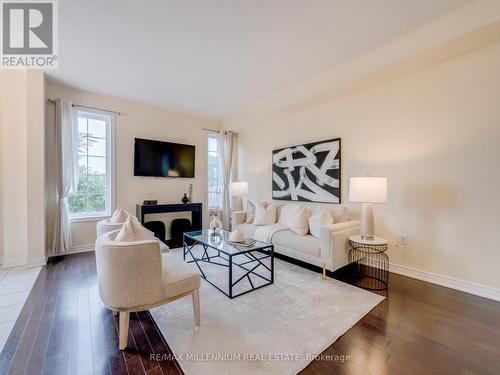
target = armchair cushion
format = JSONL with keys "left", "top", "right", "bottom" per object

{"left": 97, "top": 219, "right": 125, "bottom": 237}
{"left": 161, "top": 253, "right": 201, "bottom": 299}
{"left": 115, "top": 216, "right": 155, "bottom": 242}
{"left": 109, "top": 207, "right": 130, "bottom": 223}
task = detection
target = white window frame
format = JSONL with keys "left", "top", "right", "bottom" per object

{"left": 206, "top": 131, "right": 222, "bottom": 212}
{"left": 69, "top": 108, "right": 115, "bottom": 223}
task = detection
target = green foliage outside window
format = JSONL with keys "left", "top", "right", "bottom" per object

{"left": 68, "top": 130, "right": 107, "bottom": 214}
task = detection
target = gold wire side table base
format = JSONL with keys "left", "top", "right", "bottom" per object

{"left": 348, "top": 236, "right": 389, "bottom": 291}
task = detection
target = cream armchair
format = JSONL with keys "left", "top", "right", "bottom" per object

{"left": 95, "top": 230, "right": 201, "bottom": 350}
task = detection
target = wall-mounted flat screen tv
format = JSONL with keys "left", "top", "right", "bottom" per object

{"left": 134, "top": 138, "right": 195, "bottom": 178}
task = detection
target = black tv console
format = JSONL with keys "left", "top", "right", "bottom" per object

{"left": 136, "top": 203, "right": 203, "bottom": 231}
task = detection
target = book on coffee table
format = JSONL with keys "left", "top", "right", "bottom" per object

{"left": 226, "top": 239, "right": 256, "bottom": 248}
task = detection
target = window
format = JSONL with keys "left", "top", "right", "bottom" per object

{"left": 207, "top": 132, "right": 222, "bottom": 210}
{"left": 69, "top": 109, "right": 114, "bottom": 220}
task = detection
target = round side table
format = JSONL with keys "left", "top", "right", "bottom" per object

{"left": 348, "top": 235, "right": 389, "bottom": 291}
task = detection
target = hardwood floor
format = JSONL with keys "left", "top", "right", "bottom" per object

{"left": 1, "top": 252, "right": 499, "bottom": 374}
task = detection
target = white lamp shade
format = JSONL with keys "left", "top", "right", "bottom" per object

{"left": 231, "top": 181, "right": 248, "bottom": 196}
{"left": 349, "top": 177, "right": 387, "bottom": 203}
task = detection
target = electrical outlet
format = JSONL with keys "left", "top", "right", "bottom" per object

{"left": 398, "top": 233, "right": 408, "bottom": 246}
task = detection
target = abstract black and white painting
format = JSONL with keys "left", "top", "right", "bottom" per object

{"left": 272, "top": 138, "right": 341, "bottom": 203}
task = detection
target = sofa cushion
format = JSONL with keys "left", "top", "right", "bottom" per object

{"left": 237, "top": 223, "right": 258, "bottom": 239}
{"left": 271, "top": 230, "right": 321, "bottom": 257}
{"left": 333, "top": 206, "right": 349, "bottom": 223}
{"left": 278, "top": 204, "right": 299, "bottom": 226}
{"left": 246, "top": 201, "right": 256, "bottom": 223}
{"left": 254, "top": 202, "right": 277, "bottom": 225}
{"left": 308, "top": 209, "right": 334, "bottom": 238}
{"left": 289, "top": 207, "right": 310, "bottom": 236}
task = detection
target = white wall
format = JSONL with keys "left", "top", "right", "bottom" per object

{"left": 0, "top": 70, "right": 46, "bottom": 267}
{"left": 228, "top": 43, "right": 500, "bottom": 291}
{"left": 45, "top": 82, "right": 220, "bottom": 251}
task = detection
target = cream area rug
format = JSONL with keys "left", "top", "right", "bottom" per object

{"left": 151, "top": 248, "right": 384, "bottom": 375}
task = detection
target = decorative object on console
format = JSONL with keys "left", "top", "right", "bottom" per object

{"left": 349, "top": 176, "right": 388, "bottom": 240}
{"left": 208, "top": 209, "right": 223, "bottom": 234}
{"left": 272, "top": 138, "right": 341, "bottom": 203}
{"left": 231, "top": 181, "right": 248, "bottom": 211}
{"left": 181, "top": 193, "right": 189, "bottom": 204}
{"left": 144, "top": 192, "right": 159, "bottom": 206}
{"left": 188, "top": 183, "right": 193, "bottom": 203}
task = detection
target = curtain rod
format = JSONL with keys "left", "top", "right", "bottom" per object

{"left": 203, "top": 127, "right": 238, "bottom": 135}
{"left": 47, "top": 98, "right": 123, "bottom": 116}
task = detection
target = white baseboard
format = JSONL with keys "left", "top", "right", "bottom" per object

{"left": 48, "top": 244, "right": 95, "bottom": 258}
{"left": 389, "top": 262, "right": 500, "bottom": 302}
{"left": 2, "top": 256, "right": 47, "bottom": 269}
{"left": 27, "top": 257, "right": 48, "bottom": 267}
{"left": 2, "top": 257, "right": 28, "bottom": 268}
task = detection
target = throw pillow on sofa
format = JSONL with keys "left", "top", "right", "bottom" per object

{"left": 289, "top": 207, "right": 310, "bottom": 236}
{"left": 308, "top": 209, "right": 333, "bottom": 238}
{"left": 253, "top": 202, "right": 276, "bottom": 225}
{"left": 115, "top": 216, "right": 155, "bottom": 242}
{"left": 245, "top": 201, "right": 256, "bottom": 223}
{"left": 278, "top": 204, "right": 300, "bottom": 226}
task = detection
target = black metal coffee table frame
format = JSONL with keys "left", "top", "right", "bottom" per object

{"left": 183, "top": 232, "right": 274, "bottom": 299}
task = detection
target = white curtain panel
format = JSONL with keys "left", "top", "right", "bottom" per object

{"left": 218, "top": 131, "right": 234, "bottom": 230}
{"left": 52, "top": 99, "right": 79, "bottom": 254}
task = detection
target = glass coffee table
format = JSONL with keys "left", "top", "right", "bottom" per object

{"left": 183, "top": 230, "right": 274, "bottom": 298}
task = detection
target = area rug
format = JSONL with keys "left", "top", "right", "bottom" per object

{"left": 151, "top": 248, "right": 384, "bottom": 374}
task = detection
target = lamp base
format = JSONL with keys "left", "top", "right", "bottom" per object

{"left": 360, "top": 203, "right": 375, "bottom": 240}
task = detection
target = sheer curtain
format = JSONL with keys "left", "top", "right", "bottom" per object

{"left": 218, "top": 131, "right": 234, "bottom": 230}
{"left": 52, "top": 99, "right": 79, "bottom": 254}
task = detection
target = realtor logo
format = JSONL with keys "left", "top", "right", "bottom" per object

{"left": 1, "top": 0, "right": 58, "bottom": 68}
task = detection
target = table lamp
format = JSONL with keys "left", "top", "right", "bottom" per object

{"left": 231, "top": 181, "right": 248, "bottom": 211}
{"left": 349, "top": 177, "right": 387, "bottom": 241}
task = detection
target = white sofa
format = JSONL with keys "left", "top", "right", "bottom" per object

{"left": 232, "top": 203, "right": 360, "bottom": 272}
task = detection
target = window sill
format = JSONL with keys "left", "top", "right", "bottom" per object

{"left": 70, "top": 214, "right": 110, "bottom": 223}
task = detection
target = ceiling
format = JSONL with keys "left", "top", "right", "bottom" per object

{"left": 47, "top": 0, "right": 470, "bottom": 118}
